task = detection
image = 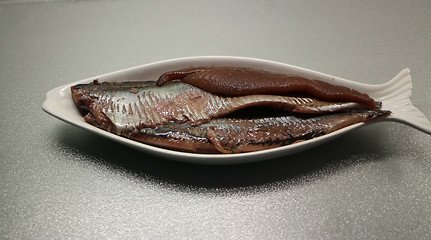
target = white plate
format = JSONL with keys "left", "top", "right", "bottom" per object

{"left": 42, "top": 56, "right": 431, "bottom": 164}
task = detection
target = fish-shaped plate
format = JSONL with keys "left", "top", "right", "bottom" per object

{"left": 42, "top": 56, "right": 431, "bottom": 164}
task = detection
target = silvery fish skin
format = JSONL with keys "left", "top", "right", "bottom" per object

{"left": 132, "top": 110, "right": 390, "bottom": 153}
{"left": 71, "top": 81, "right": 373, "bottom": 134}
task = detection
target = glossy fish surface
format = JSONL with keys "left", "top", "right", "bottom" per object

{"left": 157, "top": 67, "right": 377, "bottom": 108}
{"left": 133, "top": 110, "right": 390, "bottom": 153}
{"left": 71, "top": 80, "right": 372, "bottom": 135}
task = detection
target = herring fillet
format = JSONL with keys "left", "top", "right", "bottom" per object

{"left": 135, "top": 110, "right": 390, "bottom": 153}
{"left": 71, "top": 81, "right": 371, "bottom": 134}
{"left": 157, "top": 67, "right": 377, "bottom": 108}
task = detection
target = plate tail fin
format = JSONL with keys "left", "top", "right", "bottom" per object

{"left": 372, "top": 68, "right": 431, "bottom": 135}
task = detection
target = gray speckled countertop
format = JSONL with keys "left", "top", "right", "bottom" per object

{"left": 1, "top": 0, "right": 430, "bottom": 239}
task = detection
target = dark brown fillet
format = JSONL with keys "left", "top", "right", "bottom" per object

{"left": 157, "top": 67, "right": 377, "bottom": 108}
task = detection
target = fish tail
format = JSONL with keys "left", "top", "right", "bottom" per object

{"left": 372, "top": 68, "right": 431, "bottom": 134}
{"left": 367, "top": 109, "right": 392, "bottom": 119}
